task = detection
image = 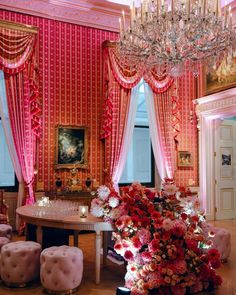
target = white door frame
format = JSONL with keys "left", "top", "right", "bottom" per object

{"left": 195, "top": 88, "right": 236, "bottom": 220}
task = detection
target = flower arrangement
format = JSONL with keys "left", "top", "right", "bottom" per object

{"left": 90, "top": 180, "right": 222, "bottom": 295}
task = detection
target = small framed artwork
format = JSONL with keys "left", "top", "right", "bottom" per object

{"left": 178, "top": 151, "right": 192, "bottom": 167}
{"left": 220, "top": 147, "right": 233, "bottom": 179}
{"left": 205, "top": 53, "right": 236, "bottom": 95}
{"left": 55, "top": 125, "right": 88, "bottom": 169}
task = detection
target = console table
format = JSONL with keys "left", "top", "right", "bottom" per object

{"left": 46, "top": 191, "right": 95, "bottom": 207}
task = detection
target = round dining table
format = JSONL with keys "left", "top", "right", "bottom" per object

{"left": 16, "top": 204, "right": 113, "bottom": 284}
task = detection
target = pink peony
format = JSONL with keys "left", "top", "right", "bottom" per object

{"left": 141, "top": 251, "right": 152, "bottom": 262}
{"left": 162, "top": 218, "right": 173, "bottom": 231}
{"left": 137, "top": 228, "right": 151, "bottom": 245}
{"left": 148, "top": 239, "right": 160, "bottom": 253}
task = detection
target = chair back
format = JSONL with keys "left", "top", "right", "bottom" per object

{"left": 0, "top": 190, "right": 9, "bottom": 223}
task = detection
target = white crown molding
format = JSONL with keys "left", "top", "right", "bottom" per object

{"left": 0, "top": 0, "right": 129, "bottom": 32}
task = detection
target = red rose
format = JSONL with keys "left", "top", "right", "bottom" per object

{"left": 124, "top": 250, "right": 134, "bottom": 261}
{"left": 208, "top": 248, "right": 221, "bottom": 262}
{"left": 181, "top": 213, "right": 188, "bottom": 220}
{"left": 211, "top": 259, "right": 221, "bottom": 269}
{"left": 191, "top": 215, "right": 199, "bottom": 222}
{"left": 199, "top": 264, "right": 211, "bottom": 279}
{"left": 211, "top": 273, "right": 223, "bottom": 287}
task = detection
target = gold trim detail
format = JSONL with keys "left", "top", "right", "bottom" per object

{"left": 0, "top": 19, "right": 38, "bottom": 34}
{"left": 3, "top": 280, "right": 27, "bottom": 288}
{"left": 44, "top": 286, "right": 79, "bottom": 295}
{"left": 102, "top": 40, "right": 117, "bottom": 49}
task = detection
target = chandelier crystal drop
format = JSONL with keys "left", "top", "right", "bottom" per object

{"left": 118, "top": 0, "right": 236, "bottom": 77}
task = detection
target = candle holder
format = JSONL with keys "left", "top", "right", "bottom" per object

{"left": 79, "top": 206, "right": 88, "bottom": 218}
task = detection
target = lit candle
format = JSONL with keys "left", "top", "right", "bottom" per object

{"left": 119, "top": 17, "right": 122, "bottom": 34}
{"left": 215, "top": 0, "right": 218, "bottom": 17}
{"left": 156, "top": 0, "right": 159, "bottom": 19}
{"left": 130, "top": 4, "right": 133, "bottom": 29}
{"left": 171, "top": 0, "right": 174, "bottom": 17}
{"left": 229, "top": 6, "right": 232, "bottom": 28}
{"left": 224, "top": 0, "right": 228, "bottom": 27}
{"left": 203, "top": 0, "right": 206, "bottom": 17}
{"left": 188, "top": 0, "right": 191, "bottom": 18}
{"left": 82, "top": 207, "right": 86, "bottom": 215}
{"left": 122, "top": 10, "right": 125, "bottom": 30}
{"left": 141, "top": 0, "right": 144, "bottom": 24}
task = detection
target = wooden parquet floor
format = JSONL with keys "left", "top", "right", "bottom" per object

{"left": 0, "top": 220, "right": 235, "bottom": 295}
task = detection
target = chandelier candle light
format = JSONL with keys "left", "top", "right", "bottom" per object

{"left": 118, "top": 0, "right": 236, "bottom": 77}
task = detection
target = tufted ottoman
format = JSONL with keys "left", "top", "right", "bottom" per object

{"left": 203, "top": 222, "right": 231, "bottom": 262}
{"left": 40, "top": 245, "right": 83, "bottom": 294}
{"left": 0, "top": 237, "right": 10, "bottom": 250}
{"left": 0, "top": 241, "right": 41, "bottom": 287}
{"left": 0, "top": 224, "right": 12, "bottom": 240}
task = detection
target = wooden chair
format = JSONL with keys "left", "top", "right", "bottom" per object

{"left": 0, "top": 190, "right": 9, "bottom": 224}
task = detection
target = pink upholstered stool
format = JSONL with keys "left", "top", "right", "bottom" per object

{"left": 0, "top": 241, "right": 41, "bottom": 287}
{"left": 40, "top": 246, "right": 83, "bottom": 294}
{"left": 0, "top": 224, "right": 12, "bottom": 240}
{"left": 203, "top": 222, "right": 231, "bottom": 262}
{"left": 0, "top": 237, "right": 10, "bottom": 249}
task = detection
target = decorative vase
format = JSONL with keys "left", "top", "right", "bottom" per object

{"left": 55, "top": 178, "right": 62, "bottom": 192}
{"left": 85, "top": 177, "right": 92, "bottom": 190}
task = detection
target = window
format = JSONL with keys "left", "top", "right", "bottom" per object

{"left": 119, "top": 81, "right": 155, "bottom": 187}
{"left": 0, "top": 120, "right": 18, "bottom": 192}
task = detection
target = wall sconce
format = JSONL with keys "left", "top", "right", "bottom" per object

{"left": 79, "top": 206, "right": 88, "bottom": 218}
{"left": 190, "top": 110, "right": 194, "bottom": 124}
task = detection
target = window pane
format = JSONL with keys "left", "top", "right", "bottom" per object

{"left": 119, "top": 127, "right": 151, "bottom": 184}
{"left": 0, "top": 121, "right": 15, "bottom": 186}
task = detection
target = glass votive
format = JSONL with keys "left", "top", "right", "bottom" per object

{"left": 79, "top": 206, "right": 88, "bottom": 218}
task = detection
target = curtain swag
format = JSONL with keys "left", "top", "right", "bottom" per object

{"left": 101, "top": 42, "right": 180, "bottom": 184}
{"left": 0, "top": 20, "right": 40, "bottom": 204}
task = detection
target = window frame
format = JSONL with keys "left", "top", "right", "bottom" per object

{"left": 119, "top": 125, "right": 155, "bottom": 188}
{"left": 0, "top": 117, "right": 18, "bottom": 192}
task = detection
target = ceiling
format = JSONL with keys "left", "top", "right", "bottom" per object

{"left": 0, "top": 0, "right": 236, "bottom": 32}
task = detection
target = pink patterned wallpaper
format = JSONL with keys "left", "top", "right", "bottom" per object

{"left": 0, "top": 9, "right": 118, "bottom": 191}
{"left": 0, "top": 9, "right": 199, "bottom": 190}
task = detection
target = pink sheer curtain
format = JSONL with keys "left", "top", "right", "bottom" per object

{"left": 0, "top": 22, "right": 40, "bottom": 205}
{"left": 101, "top": 42, "right": 177, "bottom": 184}
{"left": 101, "top": 44, "right": 142, "bottom": 187}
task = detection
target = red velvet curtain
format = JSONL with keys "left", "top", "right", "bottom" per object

{"left": 0, "top": 22, "right": 40, "bottom": 204}
{"left": 101, "top": 43, "right": 178, "bottom": 183}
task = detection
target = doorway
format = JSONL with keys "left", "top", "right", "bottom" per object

{"left": 214, "top": 118, "right": 236, "bottom": 219}
{"left": 196, "top": 87, "right": 236, "bottom": 220}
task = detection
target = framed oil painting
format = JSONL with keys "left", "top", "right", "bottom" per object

{"left": 178, "top": 151, "right": 192, "bottom": 167}
{"left": 205, "top": 53, "right": 236, "bottom": 95}
{"left": 55, "top": 125, "right": 88, "bottom": 169}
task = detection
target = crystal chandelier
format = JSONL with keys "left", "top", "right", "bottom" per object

{"left": 118, "top": 0, "right": 236, "bottom": 77}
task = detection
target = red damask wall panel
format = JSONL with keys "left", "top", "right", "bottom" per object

{"left": 0, "top": 9, "right": 118, "bottom": 191}
{"left": 174, "top": 72, "right": 199, "bottom": 187}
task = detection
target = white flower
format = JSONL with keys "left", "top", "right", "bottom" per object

{"left": 97, "top": 185, "right": 110, "bottom": 201}
{"left": 163, "top": 184, "right": 178, "bottom": 195}
{"left": 109, "top": 208, "right": 121, "bottom": 219}
{"left": 90, "top": 205, "right": 104, "bottom": 217}
{"left": 108, "top": 196, "right": 119, "bottom": 208}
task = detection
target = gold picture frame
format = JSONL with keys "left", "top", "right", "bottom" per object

{"left": 205, "top": 54, "right": 236, "bottom": 95}
{"left": 178, "top": 151, "right": 192, "bottom": 167}
{"left": 55, "top": 125, "right": 89, "bottom": 169}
